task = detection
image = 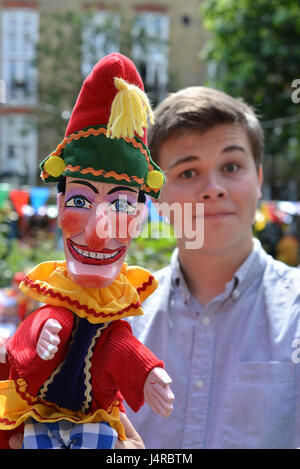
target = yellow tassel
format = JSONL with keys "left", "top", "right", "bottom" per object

{"left": 107, "top": 77, "right": 154, "bottom": 139}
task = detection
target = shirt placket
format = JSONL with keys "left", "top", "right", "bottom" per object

{"left": 181, "top": 302, "right": 217, "bottom": 449}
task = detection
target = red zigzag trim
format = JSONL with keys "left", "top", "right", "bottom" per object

{"left": 22, "top": 276, "right": 143, "bottom": 319}
{"left": 22, "top": 274, "right": 154, "bottom": 319}
{"left": 136, "top": 275, "right": 154, "bottom": 294}
{"left": 0, "top": 417, "right": 17, "bottom": 426}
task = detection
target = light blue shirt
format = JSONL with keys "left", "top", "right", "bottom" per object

{"left": 126, "top": 239, "right": 300, "bottom": 449}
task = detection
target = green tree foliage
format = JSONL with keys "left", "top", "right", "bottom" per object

{"left": 201, "top": 0, "right": 300, "bottom": 198}
{"left": 36, "top": 9, "right": 169, "bottom": 140}
{"left": 36, "top": 11, "right": 92, "bottom": 140}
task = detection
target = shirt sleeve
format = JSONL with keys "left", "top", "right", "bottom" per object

{"left": 7, "top": 305, "right": 74, "bottom": 396}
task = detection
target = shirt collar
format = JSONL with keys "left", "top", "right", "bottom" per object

{"left": 230, "top": 237, "right": 268, "bottom": 299}
{"left": 170, "top": 238, "right": 268, "bottom": 303}
{"left": 170, "top": 248, "right": 192, "bottom": 303}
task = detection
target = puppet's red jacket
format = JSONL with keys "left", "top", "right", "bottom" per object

{"left": 0, "top": 305, "right": 163, "bottom": 448}
{"left": 0, "top": 262, "right": 164, "bottom": 447}
{"left": 7, "top": 304, "right": 163, "bottom": 415}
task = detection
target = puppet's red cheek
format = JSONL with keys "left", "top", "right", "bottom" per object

{"left": 61, "top": 210, "right": 87, "bottom": 235}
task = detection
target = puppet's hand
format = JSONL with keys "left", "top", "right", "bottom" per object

{"left": 143, "top": 367, "right": 174, "bottom": 417}
{"left": 36, "top": 318, "right": 62, "bottom": 360}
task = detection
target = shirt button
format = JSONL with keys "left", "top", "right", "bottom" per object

{"left": 202, "top": 316, "right": 210, "bottom": 326}
{"left": 195, "top": 379, "right": 204, "bottom": 389}
{"left": 232, "top": 289, "right": 240, "bottom": 300}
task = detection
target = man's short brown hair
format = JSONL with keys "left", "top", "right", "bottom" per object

{"left": 148, "top": 86, "right": 264, "bottom": 170}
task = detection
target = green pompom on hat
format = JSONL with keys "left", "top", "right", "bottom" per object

{"left": 40, "top": 53, "right": 164, "bottom": 198}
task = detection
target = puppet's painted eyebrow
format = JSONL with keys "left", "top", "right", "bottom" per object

{"left": 107, "top": 186, "right": 139, "bottom": 195}
{"left": 68, "top": 180, "right": 99, "bottom": 194}
{"left": 67, "top": 181, "right": 138, "bottom": 195}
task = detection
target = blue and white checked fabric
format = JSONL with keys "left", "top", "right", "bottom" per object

{"left": 22, "top": 418, "right": 118, "bottom": 449}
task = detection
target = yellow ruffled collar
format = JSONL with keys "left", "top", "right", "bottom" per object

{"left": 20, "top": 261, "right": 157, "bottom": 324}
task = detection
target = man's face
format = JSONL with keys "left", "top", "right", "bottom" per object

{"left": 57, "top": 177, "right": 142, "bottom": 288}
{"left": 157, "top": 124, "right": 263, "bottom": 254}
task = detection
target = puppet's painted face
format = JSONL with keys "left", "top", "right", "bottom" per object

{"left": 57, "top": 177, "right": 143, "bottom": 288}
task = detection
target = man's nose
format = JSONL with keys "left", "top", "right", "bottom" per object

{"left": 197, "top": 173, "right": 227, "bottom": 201}
{"left": 84, "top": 206, "right": 109, "bottom": 250}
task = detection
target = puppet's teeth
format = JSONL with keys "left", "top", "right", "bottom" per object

{"left": 103, "top": 252, "right": 117, "bottom": 259}
{"left": 73, "top": 244, "right": 121, "bottom": 259}
{"left": 81, "top": 249, "right": 92, "bottom": 258}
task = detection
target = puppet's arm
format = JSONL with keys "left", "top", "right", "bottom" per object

{"left": 7, "top": 305, "right": 74, "bottom": 395}
{"left": 96, "top": 320, "right": 174, "bottom": 416}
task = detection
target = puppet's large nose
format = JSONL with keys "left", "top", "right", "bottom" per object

{"left": 84, "top": 205, "right": 109, "bottom": 250}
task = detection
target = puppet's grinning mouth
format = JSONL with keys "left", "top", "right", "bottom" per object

{"left": 67, "top": 239, "right": 125, "bottom": 265}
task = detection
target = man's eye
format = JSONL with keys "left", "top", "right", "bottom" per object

{"left": 65, "top": 196, "right": 91, "bottom": 209}
{"left": 111, "top": 199, "right": 136, "bottom": 213}
{"left": 224, "top": 163, "right": 240, "bottom": 173}
{"left": 179, "top": 169, "right": 197, "bottom": 179}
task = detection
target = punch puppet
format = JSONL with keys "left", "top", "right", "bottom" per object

{"left": 0, "top": 53, "right": 174, "bottom": 449}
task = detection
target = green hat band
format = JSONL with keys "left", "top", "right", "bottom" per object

{"left": 40, "top": 126, "right": 164, "bottom": 198}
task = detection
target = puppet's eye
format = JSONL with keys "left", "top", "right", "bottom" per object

{"left": 65, "top": 196, "right": 91, "bottom": 209}
{"left": 111, "top": 198, "right": 136, "bottom": 213}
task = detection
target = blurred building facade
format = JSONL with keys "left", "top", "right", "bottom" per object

{"left": 0, "top": 0, "right": 207, "bottom": 187}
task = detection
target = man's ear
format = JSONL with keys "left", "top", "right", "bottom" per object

{"left": 257, "top": 165, "right": 263, "bottom": 199}
{"left": 57, "top": 193, "right": 64, "bottom": 228}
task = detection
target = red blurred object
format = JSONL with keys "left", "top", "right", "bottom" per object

{"left": 9, "top": 190, "right": 29, "bottom": 216}
{"left": 13, "top": 272, "right": 25, "bottom": 285}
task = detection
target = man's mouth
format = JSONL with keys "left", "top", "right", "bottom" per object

{"left": 67, "top": 239, "right": 126, "bottom": 265}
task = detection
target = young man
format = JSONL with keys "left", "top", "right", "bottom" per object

{"left": 126, "top": 86, "right": 300, "bottom": 449}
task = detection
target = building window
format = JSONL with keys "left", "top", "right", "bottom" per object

{"left": 81, "top": 9, "right": 120, "bottom": 77}
{"left": 1, "top": 7, "right": 39, "bottom": 105}
{"left": 132, "top": 10, "right": 169, "bottom": 105}
{"left": 0, "top": 113, "right": 38, "bottom": 186}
